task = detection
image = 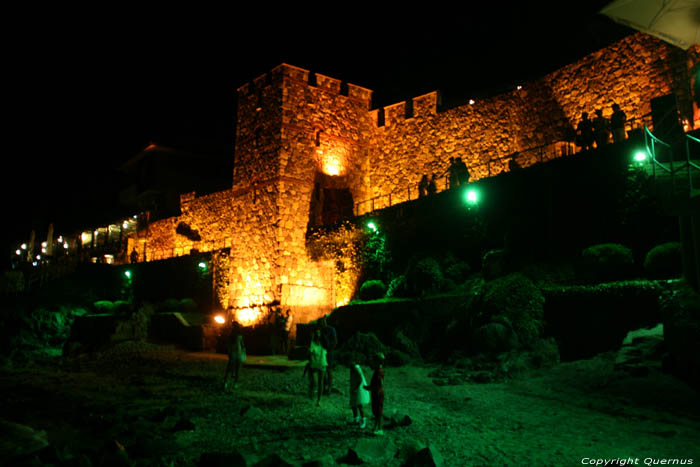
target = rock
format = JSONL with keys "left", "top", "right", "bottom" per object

{"left": 198, "top": 451, "right": 247, "bottom": 467}
{"left": 37, "top": 444, "right": 65, "bottom": 465}
{"left": 349, "top": 437, "right": 396, "bottom": 464}
{"left": 386, "top": 410, "right": 412, "bottom": 427}
{"left": 392, "top": 331, "right": 421, "bottom": 359}
{"left": 128, "top": 436, "right": 174, "bottom": 458}
{"left": 403, "top": 445, "right": 443, "bottom": 467}
{"left": 652, "top": 430, "right": 678, "bottom": 438}
{"left": 0, "top": 419, "right": 49, "bottom": 461}
{"left": 468, "top": 370, "right": 495, "bottom": 383}
{"left": 396, "top": 439, "right": 426, "bottom": 464}
{"left": 240, "top": 405, "right": 264, "bottom": 419}
{"left": 254, "top": 453, "right": 294, "bottom": 466}
{"left": 471, "top": 322, "right": 519, "bottom": 354}
{"left": 660, "top": 284, "right": 700, "bottom": 390}
{"left": 386, "top": 348, "right": 412, "bottom": 367}
{"left": 337, "top": 449, "right": 362, "bottom": 465}
{"left": 301, "top": 454, "right": 336, "bottom": 467}
{"left": 482, "top": 249, "right": 506, "bottom": 281}
{"left": 96, "top": 440, "right": 132, "bottom": 467}
{"left": 151, "top": 406, "right": 179, "bottom": 423}
{"left": 614, "top": 323, "right": 665, "bottom": 375}
{"left": 77, "top": 453, "right": 94, "bottom": 467}
{"left": 172, "top": 417, "right": 196, "bottom": 432}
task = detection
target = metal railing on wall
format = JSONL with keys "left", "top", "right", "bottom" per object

{"left": 644, "top": 125, "right": 700, "bottom": 199}
{"left": 686, "top": 134, "right": 700, "bottom": 197}
{"left": 353, "top": 139, "right": 577, "bottom": 216}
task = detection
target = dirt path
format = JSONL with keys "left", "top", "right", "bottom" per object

{"left": 1, "top": 342, "right": 698, "bottom": 466}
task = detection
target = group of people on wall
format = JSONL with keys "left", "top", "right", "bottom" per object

{"left": 418, "top": 156, "right": 471, "bottom": 198}
{"left": 576, "top": 103, "right": 628, "bottom": 151}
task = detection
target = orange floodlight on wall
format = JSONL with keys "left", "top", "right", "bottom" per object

{"left": 322, "top": 153, "right": 345, "bottom": 176}
{"left": 236, "top": 307, "right": 262, "bottom": 326}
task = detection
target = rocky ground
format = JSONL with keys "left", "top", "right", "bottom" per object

{"left": 1, "top": 341, "right": 699, "bottom": 466}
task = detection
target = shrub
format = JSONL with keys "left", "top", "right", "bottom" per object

{"left": 387, "top": 275, "right": 409, "bottom": 298}
{"left": 579, "top": 243, "right": 635, "bottom": 283}
{"left": 482, "top": 249, "right": 506, "bottom": 281}
{"left": 644, "top": 242, "right": 682, "bottom": 279}
{"left": 480, "top": 273, "right": 545, "bottom": 348}
{"left": 529, "top": 337, "right": 560, "bottom": 368}
{"left": 93, "top": 300, "right": 115, "bottom": 313}
{"left": 444, "top": 262, "right": 471, "bottom": 284}
{"left": 179, "top": 298, "right": 198, "bottom": 313}
{"left": 336, "top": 332, "right": 387, "bottom": 367}
{"left": 359, "top": 280, "right": 387, "bottom": 301}
{"left": 405, "top": 257, "right": 443, "bottom": 297}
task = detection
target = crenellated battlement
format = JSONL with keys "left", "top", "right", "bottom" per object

{"left": 370, "top": 90, "right": 441, "bottom": 127}
{"left": 236, "top": 63, "right": 372, "bottom": 108}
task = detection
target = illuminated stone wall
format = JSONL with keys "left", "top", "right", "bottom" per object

{"left": 140, "top": 65, "right": 373, "bottom": 325}
{"left": 134, "top": 34, "right": 697, "bottom": 326}
{"left": 365, "top": 34, "right": 694, "bottom": 206}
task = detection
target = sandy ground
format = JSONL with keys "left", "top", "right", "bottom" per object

{"left": 1, "top": 341, "right": 699, "bottom": 466}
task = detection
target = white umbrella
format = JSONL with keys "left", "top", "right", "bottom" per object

{"left": 600, "top": 0, "right": 700, "bottom": 49}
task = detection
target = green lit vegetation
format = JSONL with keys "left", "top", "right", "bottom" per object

{"left": 643, "top": 241, "right": 682, "bottom": 279}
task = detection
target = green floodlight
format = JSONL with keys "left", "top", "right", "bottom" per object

{"left": 198, "top": 262, "right": 207, "bottom": 271}
{"left": 124, "top": 270, "right": 132, "bottom": 279}
{"left": 367, "top": 221, "right": 378, "bottom": 232}
{"left": 465, "top": 188, "right": 479, "bottom": 205}
{"left": 633, "top": 151, "right": 647, "bottom": 162}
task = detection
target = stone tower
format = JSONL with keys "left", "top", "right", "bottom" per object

{"left": 232, "top": 64, "right": 373, "bottom": 323}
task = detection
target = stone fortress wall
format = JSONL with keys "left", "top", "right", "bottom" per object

{"left": 365, "top": 34, "right": 693, "bottom": 209}
{"left": 137, "top": 33, "right": 697, "bottom": 325}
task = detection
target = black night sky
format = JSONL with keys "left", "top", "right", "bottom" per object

{"left": 2, "top": 2, "right": 632, "bottom": 268}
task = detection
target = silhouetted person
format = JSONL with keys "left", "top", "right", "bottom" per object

{"left": 320, "top": 316, "right": 337, "bottom": 394}
{"left": 223, "top": 320, "right": 245, "bottom": 391}
{"left": 364, "top": 352, "right": 385, "bottom": 435}
{"left": 130, "top": 249, "right": 139, "bottom": 263}
{"left": 509, "top": 157, "right": 522, "bottom": 171}
{"left": 418, "top": 174, "right": 429, "bottom": 198}
{"left": 610, "top": 103, "right": 627, "bottom": 143}
{"left": 308, "top": 329, "right": 327, "bottom": 406}
{"left": 427, "top": 173, "right": 437, "bottom": 195}
{"left": 455, "top": 157, "right": 470, "bottom": 185}
{"left": 446, "top": 157, "right": 458, "bottom": 188}
{"left": 576, "top": 112, "right": 595, "bottom": 151}
{"left": 593, "top": 109, "right": 610, "bottom": 148}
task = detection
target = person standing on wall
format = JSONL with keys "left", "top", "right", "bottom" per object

{"left": 418, "top": 174, "right": 429, "bottom": 198}
{"left": 593, "top": 109, "right": 610, "bottom": 148}
{"left": 610, "top": 103, "right": 627, "bottom": 143}
{"left": 427, "top": 173, "right": 438, "bottom": 196}
{"left": 319, "top": 315, "right": 337, "bottom": 395}
{"left": 446, "top": 157, "right": 459, "bottom": 189}
{"left": 455, "top": 157, "right": 470, "bottom": 185}
{"left": 576, "top": 112, "right": 595, "bottom": 151}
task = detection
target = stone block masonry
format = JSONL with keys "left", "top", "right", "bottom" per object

{"left": 367, "top": 34, "right": 696, "bottom": 206}
{"left": 134, "top": 34, "right": 698, "bottom": 327}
